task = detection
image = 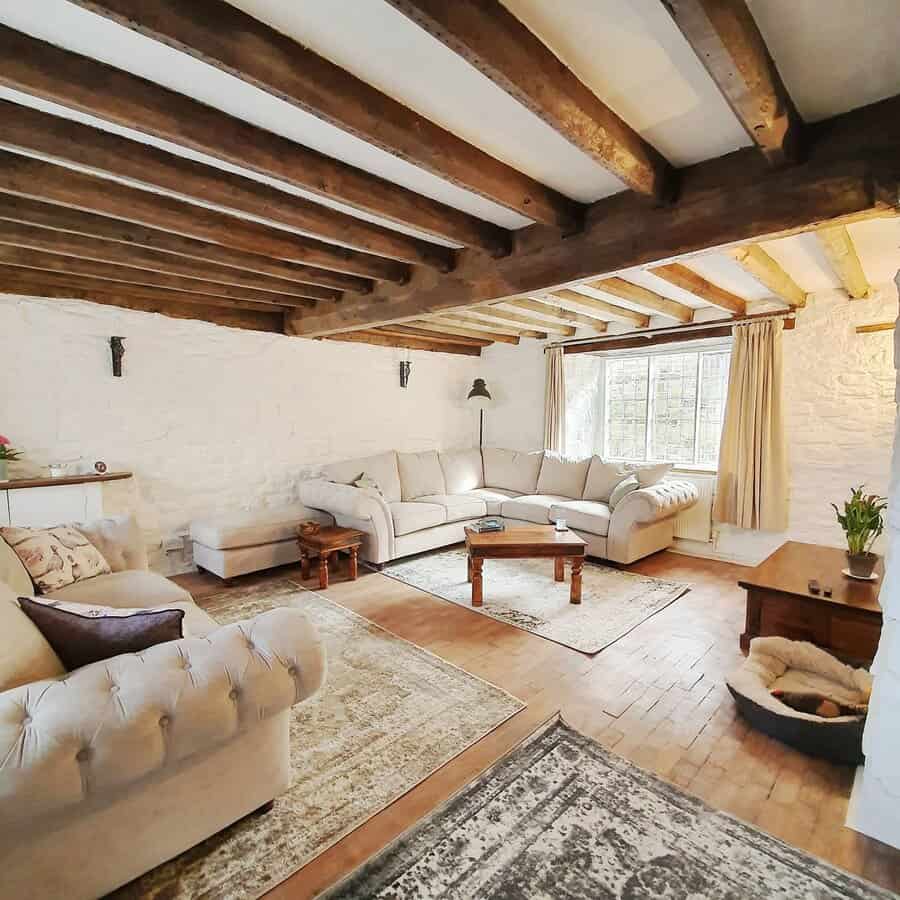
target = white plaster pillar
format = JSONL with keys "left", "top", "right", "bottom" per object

{"left": 853, "top": 270, "right": 900, "bottom": 847}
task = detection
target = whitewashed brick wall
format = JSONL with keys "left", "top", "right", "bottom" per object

{"left": 0, "top": 296, "right": 480, "bottom": 568}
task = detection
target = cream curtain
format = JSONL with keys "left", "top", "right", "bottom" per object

{"left": 713, "top": 318, "right": 789, "bottom": 531}
{"left": 544, "top": 346, "right": 566, "bottom": 452}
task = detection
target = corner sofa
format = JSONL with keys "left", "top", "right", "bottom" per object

{"left": 0, "top": 515, "right": 325, "bottom": 900}
{"left": 299, "top": 448, "right": 698, "bottom": 566}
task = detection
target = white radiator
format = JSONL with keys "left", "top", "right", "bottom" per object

{"left": 672, "top": 473, "right": 716, "bottom": 542}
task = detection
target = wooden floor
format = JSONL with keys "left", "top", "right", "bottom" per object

{"left": 177, "top": 551, "right": 900, "bottom": 898}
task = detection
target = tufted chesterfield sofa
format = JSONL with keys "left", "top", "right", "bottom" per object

{"left": 0, "top": 516, "right": 326, "bottom": 900}
{"left": 299, "top": 447, "right": 699, "bottom": 566}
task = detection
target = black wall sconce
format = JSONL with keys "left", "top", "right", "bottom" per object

{"left": 110, "top": 336, "right": 126, "bottom": 377}
{"left": 399, "top": 359, "right": 412, "bottom": 388}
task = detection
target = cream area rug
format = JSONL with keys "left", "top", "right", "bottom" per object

{"left": 384, "top": 548, "right": 690, "bottom": 654}
{"left": 114, "top": 579, "right": 524, "bottom": 900}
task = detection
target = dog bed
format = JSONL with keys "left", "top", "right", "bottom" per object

{"left": 726, "top": 636, "right": 872, "bottom": 764}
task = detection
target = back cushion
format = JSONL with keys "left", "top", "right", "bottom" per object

{"left": 323, "top": 451, "right": 402, "bottom": 503}
{"left": 537, "top": 454, "right": 591, "bottom": 498}
{"left": 482, "top": 448, "right": 544, "bottom": 495}
{"left": 0, "top": 535, "right": 33, "bottom": 596}
{"left": 0, "top": 584, "right": 65, "bottom": 692}
{"left": 398, "top": 450, "right": 447, "bottom": 500}
{"left": 72, "top": 515, "right": 148, "bottom": 573}
{"left": 439, "top": 448, "right": 484, "bottom": 494}
{"left": 583, "top": 457, "right": 627, "bottom": 502}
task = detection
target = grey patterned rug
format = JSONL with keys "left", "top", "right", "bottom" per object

{"left": 113, "top": 579, "right": 524, "bottom": 900}
{"left": 326, "top": 716, "right": 893, "bottom": 900}
{"left": 384, "top": 548, "right": 689, "bottom": 653}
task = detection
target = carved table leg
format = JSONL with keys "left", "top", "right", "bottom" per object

{"left": 348, "top": 545, "right": 359, "bottom": 581}
{"left": 467, "top": 552, "right": 473, "bottom": 583}
{"left": 318, "top": 551, "right": 330, "bottom": 590}
{"left": 471, "top": 557, "right": 484, "bottom": 607}
{"left": 554, "top": 557, "right": 565, "bottom": 582}
{"left": 300, "top": 549, "right": 310, "bottom": 581}
{"left": 570, "top": 556, "right": 583, "bottom": 604}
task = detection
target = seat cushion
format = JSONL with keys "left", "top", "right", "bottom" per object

{"left": 500, "top": 494, "right": 569, "bottom": 524}
{"left": 482, "top": 448, "right": 544, "bottom": 494}
{"left": 323, "top": 451, "right": 402, "bottom": 503}
{"left": 439, "top": 448, "right": 484, "bottom": 493}
{"left": 190, "top": 504, "right": 332, "bottom": 551}
{"left": 417, "top": 494, "right": 487, "bottom": 523}
{"left": 549, "top": 500, "right": 612, "bottom": 537}
{"left": 47, "top": 569, "right": 193, "bottom": 610}
{"left": 398, "top": 450, "right": 446, "bottom": 500}
{"left": 389, "top": 502, "right": 447, "bottom": 536}
{"left": 461, "top": 487, "right": 520, "bottom": 516}
{"left": 536, "top": 454, "right": 591, "bottom": 498}
{"left": 0, "top": 584, "right": 65, "bottom": 691}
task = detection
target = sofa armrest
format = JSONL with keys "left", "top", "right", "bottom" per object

{"left": 0, "top": 606, "right": 325, "bottom": 828}
{"left": 611, "top": 479, "right": 699, "bottom": 527}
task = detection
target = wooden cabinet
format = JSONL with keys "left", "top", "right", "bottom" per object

{"left": 0, "top": 473, "right": 132, "bottom": 527}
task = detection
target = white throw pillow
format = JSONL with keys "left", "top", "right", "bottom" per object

{"left": 439, "top": 448, "right": 484, "bottom": 493}
{"left": 323, "top": 452, "right": 402, "bottom": 503}
{"left": 482, "top": 448, "right": 544, "bottom": 495}
{"left": 582, "top": 457, "right": 628, "bottom": 502}
{"left": 398, "top": 450, "right": 447, "bottom": 500}
{"left": 609, "top": 475, "right": 639, "bottom": 509}
{"left": 536, "top": 454, "right": 591, "bottom": 499}
{"left": 627, "top": 462, "right": 673, "bottom": 487}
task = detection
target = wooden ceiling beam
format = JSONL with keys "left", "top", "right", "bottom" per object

{"left": 0, "top": 195, "right": 369, "bottom": 295}
{"left": 375, "top": 325, "right": 491, "bottom": 347}
{"left": 439, "top": 313, "right": 548, "bottom": 340}
{"left": 650, "top": 263, "right": 746, "bottom": 315}
{"left": 0, "top": 25, "right": 509, "bottom": 256}
{"left": 0, "top": 100, "right": 455, "bottom": 272}
{"left": 499, "top": 298, "right": 608, "bottom": 332}
{"left": 584, "top": 277, "right": 694, "bottom": 322}
{"left": 386, "top": 0, "right": 672, "bottom": 202}
{"left": 728, "top": 245, "right": 807, "bottom": 307}
{"left": 663, "top": 0, "right": 804, "bottom": 165}
{"left": 0, "top": 150, "right": 408, "bottom": 284}
{"left": 0, "top": 218, "right": 337, "bottom": 302}
{"left": 554, "top": 289, "right": 651, "bottom": 327}
{"left": 410, "top": 319, "right": 520, "bottom": 345}
{"left": 466, "top": 306, "right": 577, "bottom": 336}
{"left": 325, "top": 330, "right": 481, "bottom": 356}
{"left": 816, "top": 225, "right": 871, "bottom": 299}
{"left": 66, "top": 1, "right": 582, "bottom": 232}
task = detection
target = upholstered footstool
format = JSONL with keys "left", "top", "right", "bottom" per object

{"left": 191, "top": 504, "right": 334, "bottom": 581}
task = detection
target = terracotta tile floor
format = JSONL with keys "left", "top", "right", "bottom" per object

{"left": 176, "top": 550, "right": 900, "bottom": 898}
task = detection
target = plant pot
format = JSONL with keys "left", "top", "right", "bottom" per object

{"left": 847, "top": 551, "right": 878, "bottom": 579}
{"left": 0, "top": 459, "right": 6, "bottom": 481}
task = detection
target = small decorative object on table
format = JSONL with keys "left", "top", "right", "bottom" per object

{"left": 832, "top": 485, "right": 887, "bottom": 579}
{"left": 471, "top": 517, "right": 504, "bottom": 533}
{"left": 297, "top": 525, "right": 365, "bottom": 589}
{"left": 0, "top": 434, "right": 23, "bottom": 481}
{"left": 48, "top": 462, "right": 68, "bottom": 478}
{"left": 297, "top": 520, "right": 322, "bottom": 537}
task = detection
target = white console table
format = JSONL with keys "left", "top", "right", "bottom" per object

{"left": 0, "top": 472, "right": 133, "bottom": 527}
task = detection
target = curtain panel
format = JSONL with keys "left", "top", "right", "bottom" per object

{"left": 544, "top": 346, "right": 566, "bottom": 452}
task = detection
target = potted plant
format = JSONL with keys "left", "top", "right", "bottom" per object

{"left": 832, "top": 485, "right": 888, "bottom": 578}
{"left": 0, "top": 434, "right": 23, "bottom": 481}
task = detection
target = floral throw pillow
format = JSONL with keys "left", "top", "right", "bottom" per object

{"left": 0, "top": 525, "right": 111, "bottom": 593}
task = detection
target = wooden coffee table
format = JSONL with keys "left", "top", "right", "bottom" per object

{"left": 738, "top": 541, "right": 883, "bottom": 662}
{"left": 297, "top": 526, "right": 365, "bottom": 590}
{"left": 464, "top": 524, "right": 587, "bottom": 607}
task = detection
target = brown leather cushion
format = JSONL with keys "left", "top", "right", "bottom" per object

{"left": 18, "top": 597, "right": 184, "bottom": 671}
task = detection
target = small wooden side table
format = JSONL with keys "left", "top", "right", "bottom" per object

{"left": 297, "top": 526, "right": 365, "bottom": 590}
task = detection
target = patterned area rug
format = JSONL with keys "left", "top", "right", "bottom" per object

{"left": 327, "top": 716, "right": 893, "bottom": 900}
{"left": 114, "top": 579, "right": 524, "bottom": 900}
{"left": 384, "top": 548, "right": 689, "bottom": 653}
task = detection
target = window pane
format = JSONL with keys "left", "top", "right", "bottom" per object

{"left": 605, "top": 357, "right": 648, "bottom": 460}
{"left": 697, "top": 351, "right": 731, "bottom": 467}
{"left": 649, "top": 353, "right": 698, "bottom": 464}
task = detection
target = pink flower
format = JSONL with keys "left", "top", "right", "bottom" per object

{"left": 0, "top": 435, "right": 9, "bottom": 445}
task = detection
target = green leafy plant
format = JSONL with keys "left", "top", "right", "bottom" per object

{"left": 832, "top": 486, "right": 887, "bottom": 556}
{"left": 0, "top": 434, "right": 23, "bottom": 461}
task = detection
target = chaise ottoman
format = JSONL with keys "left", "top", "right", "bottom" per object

{"left": 191, "top": 504, "right": 334, "bottom": 581}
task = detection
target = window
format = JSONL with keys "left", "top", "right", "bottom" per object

{"left": 604, "top": 346, "right": 731, "bottom": 469}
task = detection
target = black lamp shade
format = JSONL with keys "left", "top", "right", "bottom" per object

{"left": 467, "top": 378, "right": 491, "bottom": 401}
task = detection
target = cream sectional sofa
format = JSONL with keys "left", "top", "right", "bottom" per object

{"left": 0, "top": 515, "right": 325, "bottom": 900}
{"left": 299, "top": 448, "right": 699, "bottom": 566}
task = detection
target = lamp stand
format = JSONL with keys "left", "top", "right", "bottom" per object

{"left": 479, "top": 408, "right": 485, "bottom": 449}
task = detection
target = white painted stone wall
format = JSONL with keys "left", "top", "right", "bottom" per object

{"left": 0, "top": 296, "right": 480, "bottom": 570}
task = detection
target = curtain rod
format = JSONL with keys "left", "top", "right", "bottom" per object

{"left": 543, "top": 308, "right": 796, "bottom": 352}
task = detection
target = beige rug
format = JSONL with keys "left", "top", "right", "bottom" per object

{"left": 384, "top": 548, "right": 690, "bottom": 654}
{"left": 114, "top": 579, "right": 524, "bottom": 900}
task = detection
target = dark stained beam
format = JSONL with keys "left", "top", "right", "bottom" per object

{"left": 0, "top": 100, "right": 454, "bottom": 272}
{"left": 0, "top": 25, "right": 509, "bottom": 256}
{"left": 324, "top": 330, "right": 481, "bottom": 356}
{"left": 0, "top": 150, "right": 409, "bottom": 283}
{"left": 0, "top": 195, "right": 369, "bottom": 294}
{"left": 72, "top": 0, "right": 582, "bottom": 231}
{"left": 387, "top": 0, "right": 672, "bottom": 201}
{"left": 663, "top": 0, "right": 804, "bottom": 165}
{"left": 0, "top": 218, "right": 338, "bottom": 301}
{"left": 0, "top": 266, "right": 285, "bottom": 332}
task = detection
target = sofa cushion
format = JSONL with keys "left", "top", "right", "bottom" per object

{"left": 549, "top": 500, "right": 612, "bottom": 537}
{"left": 0, "top": 584, "right": 65, "bottom": 692}
{"left": 609, "top": 475, "right": 640, "bottom": 509}
{"left": 191, "top": 504, "right": 332, "bottom": 550}
{"left": 501, "top": 494, "right": 569, "bottom": 524}
{"left": 482, "top": 448, "right": 544, "bottom": 495}
{"left": 583, "top": 457, "right": 628, "bottom": 502}
{"left": 323, "top": 451, "right": 402, "bottom": 503}
{"left": 47, "top": 569, "right": 193, "bottom": 611}
{"left": 462, "top": 487, "right": 521, "bottom": 516}
{"left": 398, "top": 450, "right": 446, "bottom": 500}
{"left": 439, "top": 448, "right": 484, "bottom": 493}
{"left": 0, "top": 535, "right": 33, "bottom": 595}
{"left": 537, "top": 454, "right": 591, "bottom": 499}
{"left": 389, "top": 502, "right": 446, "bottom": 536}
{"left": 627, "top": 462, "right": 674, "bottom": 487}
{"left": 417, "top": 494, "right": 487, "bottom": 524}
{"left": 72, "top": 514, "right": 149, "bottom": 573}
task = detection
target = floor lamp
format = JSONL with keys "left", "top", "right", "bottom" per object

{"left": 467, "top": 378, "right": 492, "bottom": 448}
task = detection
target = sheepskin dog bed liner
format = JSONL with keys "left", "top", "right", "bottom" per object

{"left": 726, "top": 636, "right": 872, "bottom": 765}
